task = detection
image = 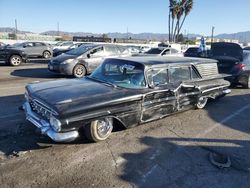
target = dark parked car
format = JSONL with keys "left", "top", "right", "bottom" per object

{"left": 184, "top": 47, "right": 201, "bottom": 57}
{"left": 23, "top": 56, "right": 230, "bottom": 142}
{"left": 184, "top": 47, "right": 210, "bottom": 58}
{"left": 48, "top": 44, "right": 130, "bottom": 78}
{"left": 9, "top": 42, "right": 53, "bottom": 58}
{"left": 0, "top": 48, "right": 28, "bottom": 66}
{"left": 210, "top": 42, "right": 250, "bottom": 88}
{"left": 243, "top": 46, "right": 250, "bottom": 51}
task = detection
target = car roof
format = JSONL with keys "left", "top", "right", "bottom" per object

{"left": 108, "top": 56, "right": 217, "bottom": 67}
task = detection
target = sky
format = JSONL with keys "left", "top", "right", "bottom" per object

{"left": 0, "top": 0, "right": 250, "bottom": 36}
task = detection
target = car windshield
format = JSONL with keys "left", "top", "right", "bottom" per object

{"left": 66, "top": 45, "right": 96, "bottom": 55}
{"left": 145, "top": 48, "right": 163, "bottom": 54}
{"left": 89, "top": 59, "right": 146, "bottom": 89}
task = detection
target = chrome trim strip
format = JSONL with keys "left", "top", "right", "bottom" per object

{"left": 23, "top": 102, "right": 79, "bottom": 142}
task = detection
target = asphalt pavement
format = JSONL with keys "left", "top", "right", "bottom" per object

{"left": 0, "top": 60, "right": 249, "bottom": 188}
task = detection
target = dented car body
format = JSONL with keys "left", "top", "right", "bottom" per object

{"left": 23, "top": 56, "right": 231, "bottom": 142}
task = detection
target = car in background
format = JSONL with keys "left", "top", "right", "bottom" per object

{"left": 53, "top": 41, "right": 74, "bottom": 50}
{"left": 210, "top": 42, "right": 250, "bottom": 88}
{"left": 184, "top": 47, "right": 201, "bottom": 57}
{"left": 53, "top": 43, "right": 84, "bottom": 57}
{"left": 142, "top": 47, "right": 183, "bottom": 57}
{"left": 0, "top": 42, "right": 6, "bottom": 48}
{"left": 48, "top": 44, "right": 131, "bottom": 78}
{"left": 23, "top": 56, "right": 230, "bottom": 142}
{"left": 184, "top": 47, "right": 210, "bottom": 58}
{"left": 243, "top": 46, "right": 250, "bottom": 51}
{"left": 126, "top": 45, "right": 141, "bottom": 54}
{"left": 139, "top": 46, "right": 151, "bottom": 53}
{"left": 9, "top": 42, "right": 53, "bottom": 58}
{"left": 0, "top": 48, "right": 28, "bottom": 66}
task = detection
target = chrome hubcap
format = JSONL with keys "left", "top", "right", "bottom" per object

{"left": 76, "top": 67, "right": 83, "bottom": 76}
{"left": 96, "top": 119, "right": 113, "bottom": 138}
{"left": 197, "top": 97, "right": 207, "bottom": 108}
{"left": 11, "top": 56, "right": 21, "bottom": 65}
{"left": 44, "top": 52, "right": 50, "bottom": 58}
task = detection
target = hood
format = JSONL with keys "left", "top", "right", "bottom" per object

{"left": 27, "top": 78, "right": 141, "bottom": 114}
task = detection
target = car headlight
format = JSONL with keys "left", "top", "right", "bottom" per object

{"left": 61, "top": 59, "right": 75, "bottom": 64}
{"left": 24, "top": 91, "right": 29, "bottom": 100}
{"left": 50, "top": 116, "right": 61, "bottom": 132}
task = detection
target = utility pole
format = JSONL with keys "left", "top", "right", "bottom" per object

{"left": 126, "top": 26, "right": 129, "bottom": 41}
{"left": 57, "top": 22, "right": 60, "bottom": 36}
{"left": 211, "top": 26, "right": 215, "bottom": 44}
{"left": 14, "top": 19, "right": 18, "bottom": 40}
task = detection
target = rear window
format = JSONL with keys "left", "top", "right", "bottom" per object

{"left": 195, "top": 63, "right": 219, "bottom": 78}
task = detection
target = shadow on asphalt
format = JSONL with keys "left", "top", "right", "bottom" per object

{"left": 10, "top": 68, "right": 63, "bottom": 79}
{"left": 119, "top": 94, "right": 250, "bottom": 187}
{"left": 120, "top": 136, "right": 250, "bottom": 188}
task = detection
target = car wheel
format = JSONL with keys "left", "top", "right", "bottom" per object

{"left": 73, "top": 64, "right": 86, "bottom": 78}
{"left": 43, "top": 51, "right": 51, "bottom": 59}
{"left": 196, "top": 97, "right": 208, "bottom": 109}
{"left": 9, "top": 55, "right": 22, "bottom": 66}
{"left": 85, "top": 118, "right": 113, "bottom": 142}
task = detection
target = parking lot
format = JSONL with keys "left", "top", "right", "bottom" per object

{"left": 0, "top": 60, "right": 250, "bottom": 188}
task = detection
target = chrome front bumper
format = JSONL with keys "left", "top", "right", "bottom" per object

{"left": 23, "top": 102, "right": 79, "bottom": 142}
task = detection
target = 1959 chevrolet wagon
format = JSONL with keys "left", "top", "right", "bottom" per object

{"left": 23, "top": 56, "right": 231, "bottom": 142}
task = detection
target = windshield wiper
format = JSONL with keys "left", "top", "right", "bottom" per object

{"left": 86, "top": 76, "right": 117, "bottom": 88}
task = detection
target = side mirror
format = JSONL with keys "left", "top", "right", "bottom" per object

{"left": 23, "top": 45, "right": 27, "bottom": 48}
{"left": 87, "top": 54, "right": 91, "bottom": 58}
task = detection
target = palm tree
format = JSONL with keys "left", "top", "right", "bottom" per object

{"left": 170, "top": 0, "right": 178, "bottom": 42}
{"left": 173, "top": 0, "right": 185, "bottom": 42}
{"left": 177, "top": 0, "right": 193, "bottom": 36}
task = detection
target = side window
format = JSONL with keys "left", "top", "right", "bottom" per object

{"left": 191, "top": 67, "right": 200, "bottom": 79}
{"left": 169, "top": 67, "right": 191, "bottom": 83}
{"left": 170, "top": 48, "right": 178, "bottom": 53}
{"left": 34, "top": 42, "right": 44, "bottom": 47}
{"left": 147, "top": 68, "right": 168, "bottom": 86}
{"left": 90, "top": 47, "right": 105, "bottom": 57}
{"left": 105, "top": 46, "right": 120, "bottom": 55}
{"left": 24, "top": 43, "right": 33, "bottom": 47}
{"left": 162, "top": 49, "right": 170, "bottom": 55}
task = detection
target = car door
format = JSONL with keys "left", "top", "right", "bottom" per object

{"left": 22, "top": 42, "right": 36, "bottom": 56}
{"left": 141, "top": 67, "right": 176, "bottom": 122}
{"left": 85, "top": 46, "right": 106, "bottom": 72}
{"left": 168, "top": 65, "right": 201, "bottom": 110}
{"left": 33, "top": 42, "right": 44, "bottom": 56}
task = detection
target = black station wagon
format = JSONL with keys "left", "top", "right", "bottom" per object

{"left": 23, "top": 57, "right": 231, "bottom": 142}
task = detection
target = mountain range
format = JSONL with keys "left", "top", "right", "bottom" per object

{"left": 1, "top": 27, "right": 250, "bottom": 42}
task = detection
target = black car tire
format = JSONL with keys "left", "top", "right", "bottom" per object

{"left": 85, "top": 118, "right": 113, "bottom": 142}
{"left": 196, "top": 97, "right": 208, "bottom": 109}
{"left": 43, "top": 51, "right": 51, "bottom": 59}
{"left": 73, "top": 64, "right": 86, "bottom": 78}
{"left": 9, "top": 55, "right": 22, "bottom": 66}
